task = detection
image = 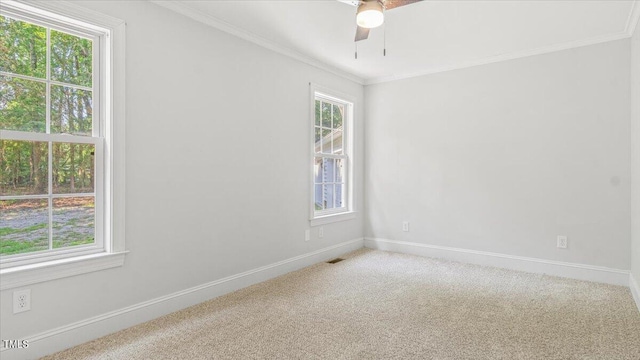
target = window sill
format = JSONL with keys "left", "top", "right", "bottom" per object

{"left": 310, "top": 211, "right": 357, "bottom": 227}
{"left": 0, "top": 251, "right": 128, "bottom": 291}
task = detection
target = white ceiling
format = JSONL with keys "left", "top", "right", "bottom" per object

{"left": 155, "top": 0, "right": 640, "bottom": 84}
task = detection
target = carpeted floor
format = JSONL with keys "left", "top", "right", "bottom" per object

{"left": 44, "top": 249, "right": 640, "bottom": 359}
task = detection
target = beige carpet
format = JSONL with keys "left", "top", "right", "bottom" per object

{"left": 44, "top": 249, "right": 640, "bottom": 359}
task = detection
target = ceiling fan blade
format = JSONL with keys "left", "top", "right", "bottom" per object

{"left": 337, "top": 0, "right": 360, "bottom": 6}
{"left": 383, "top": 0, "right": 422, "bottom": 10}
{"left": 355, "top": 26, "right": 370, "bottom": 42}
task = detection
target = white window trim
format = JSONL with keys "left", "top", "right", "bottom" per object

{"left": 0, "top": 0, "right": 126, "bottom": 290}
{"left": 309, "top": 83, "right": 356, "bottom": 227}
{"left": 310, "top": 211, "right": 357, "bottom": 227}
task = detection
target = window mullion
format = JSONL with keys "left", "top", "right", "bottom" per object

{"left": 0, "top": 72, "right": 92, "bottom": 92}
{"left": 0, "top": 130, "right": 101, "bottom": 144}
{"left": 46, "top": 27, "right": 54, "bottom": 251}
{"left": 92, "top": 34, "right": 100, "bottom": 138}
{"left": 46, "top": 27, "right": 51, "bottom": 134}
{"left": 314, "top": 153, "right": 346, "bottom": 160}
{"left": 330, "top": 104, "right": 334, "bottom": 154}
{"left": 320, "top": 102, "right": 324, "bottom": 154}
{"left": 48, "top": 143, "right": 53, "bottom": 250}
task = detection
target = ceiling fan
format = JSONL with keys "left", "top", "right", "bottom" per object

{"left": 340, "top": 0, "right": 423, "bottom": 42}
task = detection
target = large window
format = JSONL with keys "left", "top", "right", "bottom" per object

{"left": 311, "top": 86, "right": 354, "bottom": 223}
{"left": 0, "top": 1, "right": 124, "bottom": 282}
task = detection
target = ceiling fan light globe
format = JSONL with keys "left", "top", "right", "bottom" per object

{"left": 356, "top": 1, "right": 384, "bottom": 29}
{"left": 356, "top": 10, "right": 384, "bottom": 28}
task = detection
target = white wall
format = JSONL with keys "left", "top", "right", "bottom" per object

{"left": 365, "top": 40, "right": 631, "bottom": 270}
{"left": 0, "top": 0, "right": 363, "bottom": 351}
{"left": 632, "top": 22, "right": 640, "bottom": 283}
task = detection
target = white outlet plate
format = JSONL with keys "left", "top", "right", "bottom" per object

{"left": 13, "top": 289, "right": 31, "bottom": 314}
{"left": 318, "top": 227, "right": 324, "bottom": 238}
{"left": 557, "top": 236, "right": 568, "bottom": 249}
{"left": 402, "top": 221, "right": 410, "bottom": 232}
{"left": 304, "top": 229, "right": 310, "bottom": 242}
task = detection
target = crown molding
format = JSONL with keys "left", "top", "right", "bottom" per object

{"left": 148, "top": 0, "right": 365, "bottom": 85}
{"left": 626, "top": 0, "right": 640, "bottom": 37}
{"left": 364, "top": 31, "right": 631, "bottom": 85}
{"left": 150, "top": 0, "right": 637, "bottom": 87}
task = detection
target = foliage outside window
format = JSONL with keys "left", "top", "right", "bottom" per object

{"left": 312, "top": 89, "right": 353, "bottom": 220}
{"left": 0, "top": 6, "right": 107, "bottom": 266}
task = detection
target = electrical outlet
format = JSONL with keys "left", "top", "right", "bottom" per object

{"left": 557, "top": 235, "right": 567, "bottom": 249}
{"left": 318, "top": 227, "right": 324, "bottom": 238}
{"left": 402, "top": 221, "right": 410, "bottom": 232}
{"left": 304, "top": 229, "right": 310, "bottom": 242}
{"left": 13, "top": 289, "right": 31, "bottom": 314}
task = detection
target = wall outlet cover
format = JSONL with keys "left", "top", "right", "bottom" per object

{"left": 13, "top": 289, "right": 31, "bottom": 314}
{"left": 557, "top": 236, "right": 568, "bottom": 249}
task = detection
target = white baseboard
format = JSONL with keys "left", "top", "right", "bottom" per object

{"left": 631, "top": 274, "right": 640, "bottom": 313}
{"left": 2, "top": 238, "right": 364, "bottom": 360}
{"left": 364, "top": 238, "right": 630, "bottom": 286}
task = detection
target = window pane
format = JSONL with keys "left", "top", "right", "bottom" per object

{"left": 321, "top": 102, "right": 331, "bottom": 128}
{"left": 319, "top": 157, "right": 327, "bottom": 183}
{"left": 332, "top": 129, "right": 343, "bottom": 155}
{"left": 326, "top": 158, "right": 336, "bottom": 183}
{"left": 336, "top": 158, "right": 344, "bottom": 183}
{"left": 0, "top": 140, "right": 48, "bottom": 196}
{"left": 52, "top": 197, "right": 94, "bottom": 249}
{"left": 51, "top": 85, "right": 93, "bottom": 135}
{"left": 0, "top": 16, "right": 46, "bottom": 78}
{"left": 315, "top": 100, "right": 320, "bottom": 127}
{"left": 0, "top": 199, "right": 49, "bottom": 256}
{"left": 322, "top": 128, "right": 331, "bottom": 154}
{"left": 51, "top": 30, "right": 92, "bottom": 87}
{"left": 323, "top": 184, "right": 335, "bottom": 209}
{"left": 335, "top": 183, "right": 344, "bottom": 208}
{"left": 0, "top": 75, "right": 46, "bottom": 132}
{"left": 314, "top": 127, "right": 321, "bottom": 154}
{"left": 332, "top": 104, "right": 343, "bottom": 129}
{"left": 314, "top": 184, "right": 323, "bottom": 210}
{"left": 314, "top": 157, "right": 322, "bottom": 184}
{"left": 53, "top": 143, "right": 94, "bottom": 194}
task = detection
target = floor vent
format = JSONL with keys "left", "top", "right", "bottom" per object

{"left": 326, "top": 258, "right": 345, "bottom": 264}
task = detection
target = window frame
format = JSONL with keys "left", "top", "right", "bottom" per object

{"left": 309, "top": 83, "right": 356, "bottom": 226}
{"left": 0, "top": 0, "right": 126, "bottom": 290}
